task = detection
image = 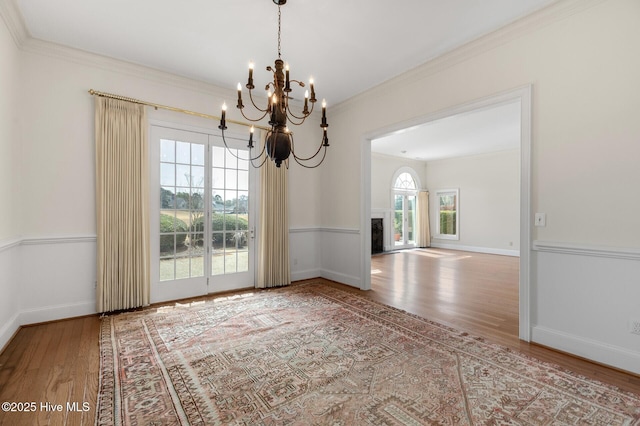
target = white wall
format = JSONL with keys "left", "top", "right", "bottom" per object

{"left": 0, "top": 10, "right": 19, "bottom": 242}
{"left": 427, "top": 150, "right": 519, "bottom": 255}
{"left": 323, "top": 0, "right": 640, "bottom": 373}
{"left": 0, "top": 11, "right": 21, "bottom": 350}
{"left": 0, "top": 29, "right": 322, "bottom": 344}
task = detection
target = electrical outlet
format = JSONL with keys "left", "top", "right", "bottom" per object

{"left": 630, "top": 319, "right": 640, "bottom": 335}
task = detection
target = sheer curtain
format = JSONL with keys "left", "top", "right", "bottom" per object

{"left": 416, "top": 191, "right": 431, "bottom": 248}
{"left": 95, "top": 97, "right": 150, "bottom": 312}
{"left": 257, "top": 152, "right": 291, "bottom": 288}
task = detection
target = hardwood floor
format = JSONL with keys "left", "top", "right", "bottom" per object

{"left": 363, "top": 248, "right": 640, "bottom": 395}
{"left": 0, "top": 316, "right": 100, "bottom": 426}
{"left": 1, "top": 249, "right": 639, "bottom": 425}
{"left": 370, "top": 248, "right": 520, "bottom": 347}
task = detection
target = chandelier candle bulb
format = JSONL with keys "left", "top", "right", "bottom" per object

{"left": 285, "top": 63, "right": 291, "bottom": 92}
{"left": 236, "top": 83, "right": 243, "bottom": 109}
{"left": 219, "top": 103, "right": 227, "bottom": 130}
{"left": 248, "top": 126, "right": 254, "bottom": 148}
{"left": 247, "top": 62, "right": 254, "bottom": 89}
{"left": 270, "top": 94, "right": 277, "bottom": 123}
{"left": 303, "top": 90, "right": 309, "bottom": 115}
{"left": 321, "top": 99, "right": 327, "bottom": 127}
{"left": 309, "top": 78, "right": 316, "bottom": 102}
{"left": 322, "top": 128, "right": 329, "bottom": 146}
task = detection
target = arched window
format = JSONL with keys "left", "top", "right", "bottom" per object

{"left": 394, "top": 172, "right": 417, "bottom": 190}
{"left": 391, "top": 168, "right": 420, "bottom": 248}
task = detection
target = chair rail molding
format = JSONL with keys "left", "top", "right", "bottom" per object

{"left": 533, "top": 240, "right": 640, "bottom": 261}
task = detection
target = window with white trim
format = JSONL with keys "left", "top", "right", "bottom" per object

{"left": 435, "top": 189, "right": 459, "bottom": 240}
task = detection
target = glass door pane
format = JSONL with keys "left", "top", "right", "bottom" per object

{"left": 151, "top": 126, "right": 209, "bottom": 303}
{"left": 159, "top": 139, "right": 206, "bottom": 281}
{"left": 209, "top": 135, "right": 255, "bottom": 292}
{"left": 394, "top": 194, "right": 404, "bottom": 246}
{"left": 393, "top": 192, "right": 418, "bottom": 249}
{"left": 407, "top": 195, "right": 416, "bottom": 244}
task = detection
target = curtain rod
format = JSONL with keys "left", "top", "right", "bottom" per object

{"left": 88, "top": 89, "right": 270, "bottom": 131}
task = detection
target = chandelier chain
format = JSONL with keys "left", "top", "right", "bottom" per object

{"left": 277, "top": 5, "right": 282, "bottom": 59}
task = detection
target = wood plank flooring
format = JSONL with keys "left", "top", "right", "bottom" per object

{"left": 364, "top": 248, "right": 640, "bottom": 394}
{"left": 0, "top": 316, "right": 100, "bottom": 426}
{"left": 1, "top": 248, "right": 638, "bottom": 425}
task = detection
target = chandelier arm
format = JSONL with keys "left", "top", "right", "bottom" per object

{"left": 285, "top": 105, "right": 308, "bottom": 122}
{"left": 239, "top": 107, "right": 269, "bottom": 123}
{"left": 221, "top": 128, "right": 265, "bottom": 165}
{"left": 289, "top": 132, "right": 325, "bottom": 162}
{"left": 289, "top": 101, "right": 317, "bottom": 119}
{"left": 285, "top": 111, "right": 306, "bottom": 126}
{"left": 248, "top": 141, "right": 268, "bottom": 163}
{"left": 247, "top": 89, "right": 270, "bottom": 113}
{"left": 291, "top": 145, "right": 327, "bottom": 169}
{"left": 249, "top": 145, "right": 269, "bottom": 168}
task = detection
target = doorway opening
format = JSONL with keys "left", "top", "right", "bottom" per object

{"left": 361, "top": 86, "right": 532, "bottom": 341}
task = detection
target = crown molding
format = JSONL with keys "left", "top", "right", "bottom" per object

{"left": 20, "top": 37, "right": 236, "bottom": 100}
{"left": 0, "top": 0, "right": 233, "bottom": 101}
{"left": 0, "top": 0, "right": 29, "bottom": 47}
{"left": 1, "top": 0, "right": 231, "bottom": 98}
{"left": 333, "top": 0, "right": 608, "bottom": 112}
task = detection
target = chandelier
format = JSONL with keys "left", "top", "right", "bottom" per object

{"left": 218, "top": 0, "right": 329, "bottom": 168}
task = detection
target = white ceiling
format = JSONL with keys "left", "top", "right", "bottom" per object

{"left": 372, "top": 101, "right": 522, "bottom": 162}
{"left": 13, "top": 0, "right": 547, "bottom": 160}
{"left": 14, "top": 0, "right": 556, "bottom": 106}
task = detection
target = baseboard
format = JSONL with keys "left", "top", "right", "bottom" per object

{"left": 429, "top": 242, "right": 519, "bottom": 257}
{"left": 18, "top": 301, "right": 96, "bottom": 326}
{"left": 320, "top": 269, "right": 362, "bottom": 289}
{"left": 531, "top": 325, "right": 640, "bottom": 376}
{"left": 291, "top": 268, "right": 322, "bottom": 282}
{"left": 0, "top": 312, "right": 20, "bottom": 355}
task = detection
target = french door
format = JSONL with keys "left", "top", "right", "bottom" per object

{"left": 394, "top": 192, "right": 416, "bottom": 248}
{"left": 150, "top": 125, "right": 256, "bottom": 302}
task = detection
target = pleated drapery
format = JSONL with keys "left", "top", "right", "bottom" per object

{"left": 257, "top": 154, "right": 291, "bottom": 288}
{"left": 95, "top": 97, "right": 150, "bottom": 312}
{"left": 416, "top": 191, "right": 431, "bottom": 248}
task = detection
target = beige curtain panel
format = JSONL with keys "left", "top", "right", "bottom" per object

{"left": 416, "top": 191, "right": 431, "bottom": 248}
{"left": 95, "top": 97, "right": 150, "bottom": 312}
{"left": 257, "top": 153, "right": 291, "bottom": 288}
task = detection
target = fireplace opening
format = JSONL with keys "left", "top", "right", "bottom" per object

{"left": 371, "top": 218, "right": 383, "bottom": 254}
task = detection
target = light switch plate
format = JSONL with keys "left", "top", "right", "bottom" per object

{"left": 534, "top": 213, "right": 546, "bottom": 227}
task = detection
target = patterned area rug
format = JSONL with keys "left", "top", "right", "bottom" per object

{"left": 97, "top": 282, "right": 640, "bottom": 425}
